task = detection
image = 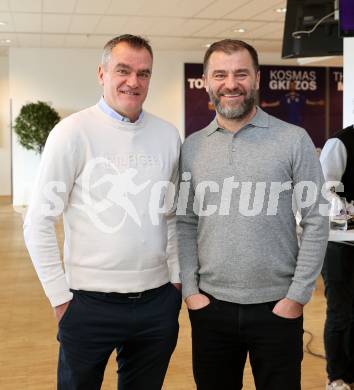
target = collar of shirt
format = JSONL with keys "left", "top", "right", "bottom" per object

{"left": 98, "top": 97, "right": 144, "bottom": 123}
{"left": 205, "top": 106, "right": 270, "bottom": 136}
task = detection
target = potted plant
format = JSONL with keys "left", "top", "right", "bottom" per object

{"left": 14, "top": 101, "right": 60, "bottom": 154}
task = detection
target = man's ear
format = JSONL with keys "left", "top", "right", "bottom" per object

{"left": 203, "top": 74, "right": 209, "bottom": 93}
{"left": 97, "top": 64, "right": 104, "bottom": 86}
{"left": 256, "top": 70, "right": 260, "bottom": 90}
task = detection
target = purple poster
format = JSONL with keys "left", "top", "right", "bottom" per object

{"left": 184, "top": 63, "right": 338, "bottom": 147}
{"left": 259, "top": 65, "right": 326, "bottom": 147}
{"left": 329, "top": 67, "right": 343, "bottom": 136}
{"left": 184, "top": 63, "right": 215, "bottom": 138}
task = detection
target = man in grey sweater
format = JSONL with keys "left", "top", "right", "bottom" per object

{"left": 177, "top": 39, "right": 329, "bottom": 390}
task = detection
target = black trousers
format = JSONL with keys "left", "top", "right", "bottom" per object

{"left": 57, "top": 283, "right": 181, "bottom": 390}
{"left": 188, "top": 292, "right": 303, "bottom": 390}
{"left": 321, "top": 242, "right": 354, "bottom": 383}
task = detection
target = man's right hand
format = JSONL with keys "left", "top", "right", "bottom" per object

{"left": 54, "top": 301, "right": 71, "bottom": 323}
{"left": 185, "top": 293, "right": 210, "bottom": 310}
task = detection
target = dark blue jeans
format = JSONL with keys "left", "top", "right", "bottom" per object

{"left": 57, "top": 283, "right": 181, "bottom": 390}
{"left": 188, "top": 292, "right": 303, "bottom": 390}
{"left": 322, "top": 242, "right": 354, "bottom": 383}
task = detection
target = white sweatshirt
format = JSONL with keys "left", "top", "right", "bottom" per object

{"left": 24, "top": 104, "right": 181, "bottom": 307}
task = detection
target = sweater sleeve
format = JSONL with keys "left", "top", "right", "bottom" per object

{"left": 286, "top": 133, "right": 329, "bottom": 304}
{"left": 23, "top": 123, "right": 78, "bottom": 307}
{"left": 166, "top": 214, "right": 180, "bottom": 283}
{"left": 166, "top": 135, "right": 181, "bottom": 283}
{"left": 176, "top": 141, "right": 200, "bottom": 298}
{"left": 320, "top": 138, "right": 347, "bottom": 182}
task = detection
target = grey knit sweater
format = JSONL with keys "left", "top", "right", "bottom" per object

{"left": 177, "top": 107, "right": 329, "bottom": 305}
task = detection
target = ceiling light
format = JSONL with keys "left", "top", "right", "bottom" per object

{"left": 204, "top": 43, "right": 211, "bottom": 48}
{"left": 0, "top": 21, "right": 8, "bottom": 26}
{"left": 234, "top": 28, "right": 246, "bottom": 33}
{"left": 0, "top": 39, "right": 11, "bottom": 44}
{"left": 275, "top": 7, "right": 287, "bottom": 13}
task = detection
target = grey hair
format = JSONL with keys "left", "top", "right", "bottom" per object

{"left": 101, "top": 34, "right": 153, "bottom": 68}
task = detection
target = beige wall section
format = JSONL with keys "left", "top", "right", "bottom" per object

{"left": 0, "top": 56, "right": 11, "bottom": 196}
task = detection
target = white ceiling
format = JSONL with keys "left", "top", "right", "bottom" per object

{"left": 0, "top": 0, "right": 290, "bottom": 56}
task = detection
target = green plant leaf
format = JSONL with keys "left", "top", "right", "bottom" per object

{"left": 14, "top": 101, "right": 61, "bottom": 154}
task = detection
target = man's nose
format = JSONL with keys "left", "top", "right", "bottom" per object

{"left": 224, "top": 75, "right": 238, "bottom": 90}
{"left": 126, "top": 72, "right": 139, "bottom": 88}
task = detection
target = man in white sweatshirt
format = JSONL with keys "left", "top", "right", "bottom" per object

{"left": 24, "top": 34, "right": 181, "bottom": 390}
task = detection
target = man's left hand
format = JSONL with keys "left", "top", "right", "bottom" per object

{"left": 272, "top": 298, "right": 303, "bottom": 319}
{"left": 172, "top": 283, "right": 182, "bottom": 291}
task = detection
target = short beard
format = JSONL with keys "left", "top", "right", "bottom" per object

{"left": 209, "top": 88, "right": 257, "bottom": 120}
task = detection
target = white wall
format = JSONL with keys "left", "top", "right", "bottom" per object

{"left": 0, "top": 56, "right": 11, "bottom": 196}
{"left": 8, "top": 47, "right": 311, "bottom": 205}
{"left": 343, "top": 38, "right": 354, "bottom": 127}
{"left": 9, "top": 48, "right": 103, "bottom": 205}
